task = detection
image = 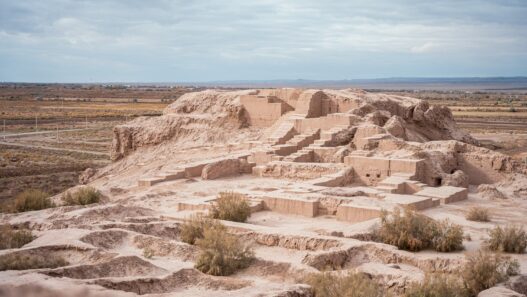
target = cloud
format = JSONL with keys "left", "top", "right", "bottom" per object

{"left": 0, "top": 0, "right": 526, "bottom": 81}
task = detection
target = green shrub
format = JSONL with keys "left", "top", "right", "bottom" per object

{"left": 0, "top": 225, "right": 34, "bottom": 250}
{"left": 432, "top": 219, "right": 464, "bottom": 252}
{"left": 376, "top": 208, "right": 464, "bottom": 252}
{"left": 194, "top": 223, "right": 254, "bottom": 276}
{"left": 62, "top": 186, "right": 101, "bottom": 206}
{"left": 0, "top": 254, "right": 68, "bottom": 271}
{"left": 485, "top": 225, "right": 527, "bottom": 253}
{"left": 461, "top": 250, "right": 519, "bottom": 296}
{"left": 405, "top": 273, "right": 467, "bottom": 297}
{"left": 11, "top": 189, "right": 53, "bottom": 213}
{"left": 180, "top": 213, "right": 225, "bottom": 245}
{"left": 305, "top": 271, "right": 384, "bottom": 297}
{"left": 210, "top": 192, "right": 251, "bottom": 222}
{"left": 466, "top": 207, "right": 490, "bottom": 222}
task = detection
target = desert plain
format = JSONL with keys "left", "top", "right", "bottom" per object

{"left": 0, "top": 83, "right": 526, "bottom": 297}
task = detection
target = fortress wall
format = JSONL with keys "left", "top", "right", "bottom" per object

{"left": 344, "top": 156, "right": 425, "bottom": 186}
{"left": 294, "top": 113, "right": 358, "bottom": 133}
{"left": 240, "top": 95, "right": 284, "bottom": 127}
{"left": 262, "top": 196, "right": 319, "bottom": 217}
{"left": 458, "top": 154, "right": 507, "bottom": 184}
{"left": 295, "top": 90, "right": 325, "bottom": 118}
{"left": 336, "top": 204, "right": 382, "bottom": 223}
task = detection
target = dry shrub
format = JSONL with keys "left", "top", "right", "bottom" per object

{"left": 485, "top": 225, "right": 527, "bottom": 253}
{"left": 405, "top": 273, "right": 467, "bottom": 297}
{"left": 194, "top": 223, "right": 254, "bottom": 276}
{"left": 466, "top": 207, "right": 490, "bottom": 222}
{"left": 461, "top": 250, "right": 519, "bottom": 296}
{"left": 142, "top": 247, "right": 154, "bottom": 259}
{"left": 0, "top": 254, "right": 68, "bottom": 271}
{"left": 432, "top": 219, "right": 464, "bottom": 252}
{"left": 180, "top": 213, "right": 225, "bottom": 245}
{"left": 376, "top": 208, "right": 464, "bottom": 252}
{"left": 210, "top": 191, "right": 251, "bottom": 222}
{"left": 10, "top": 189, "right": 53, "bottom": 213}
{"left": 62, "top": 186, "right": 101, "bottom": 206}
{"left": 0, "top": 225, "right": 34, "bottom": 250}
{"left": 305, "top": 271, "right": 384, "bottom": 297}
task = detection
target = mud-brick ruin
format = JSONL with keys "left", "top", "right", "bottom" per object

{"left": 1, "top": 88, "right": 527, "bottom": 297}
{"left": 114, "top": 88, "right": 521, "bottom": 223}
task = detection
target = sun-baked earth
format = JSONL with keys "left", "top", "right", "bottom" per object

{"left": 1, "top": 88, "right": 526, "bottom": 297}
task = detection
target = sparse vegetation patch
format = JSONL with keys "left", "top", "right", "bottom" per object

{"left": 375, "top": 208, "right": 464, "bottom": 252}
{"left": 3, "top": 189, "right": 54, "bottom": 213}
{"left": 305, "top": 271, "right": 384, "bottom": 297}
{"left": 62, "top": 186, "right": 101, "bottom": 206}
{"left": 194, "top": 221, "right": 254, "bottom": 276}
{"left": 461, "top": 250, "right": 519, "bottom": 296}
{"left": 210, "top": 192, "right": 251, "bottom": 222}
{"left": 0, "top": 225, "right": 34, "bottom": 249}
{"left": 0, "top": 253, "right": 68, "bottom": 271}
{"left": 466, "top": 207, "right": 491, "bottom": 222}
{"left": 485, "top": 224, "right": 527, "bottom": 253}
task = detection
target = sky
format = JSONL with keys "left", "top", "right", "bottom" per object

{"left": 0, "top": 0, "right": 526, "bottom": 82}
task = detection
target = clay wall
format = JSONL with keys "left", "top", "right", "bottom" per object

{"left": 294, "top": 113, "right": 358, "bottom": 133}
{"left": 240, "top": 95, "right": 284, "bottom": 127}
{"left": 344, "top": 156, "right": 425, "bottom": 186}
{"left": 336, "top": 204, "right": 382, "bottom": 223}
{"left": 262, "top": 196, "right": 319, "bottom": 217}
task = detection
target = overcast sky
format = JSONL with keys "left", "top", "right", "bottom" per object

{"left": 1, "top": 0, "right": 526, "bottom": 82}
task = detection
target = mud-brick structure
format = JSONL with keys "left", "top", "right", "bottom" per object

{"left": 105, "top": 88, "right": 525, "bottom": 223}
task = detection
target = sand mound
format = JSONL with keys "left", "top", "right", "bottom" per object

{"left": 132, "top": 234, "right": 199, "bottom": 261}
{"left": 44, "top": 256, "right": 167, "bottom": 279}
{"left": 80, "top": 230, "right": 129, "bottom": 249}
{"left": 99, "top": 222, "right": 181, "bottom": 240}
{"left": 93, "top": 268, "right": 250, "bottom": 294}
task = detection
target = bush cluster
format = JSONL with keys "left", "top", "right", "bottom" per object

{"left": 181, "top": 214, "right": 254, "bottom": 276}
{"left": 405, "top": 251, "right": 519, "bottom": 297}
{"left": 461, "top": 250, "right": 519, "bottom": 296}
{"left": 6, "top": 189, "right": 54, "bottom": 213}
{"left": 376, "top": 208, "right": 464, "bottom": 252}
{"left": 62, "top": 186, "right": 101, "bottom": 206}
{"left": 0, "top": 225, "right": 34, "bottom": 250}
{"left": 305, "top": 271, "right": 384, "bottom": 297}
{"left": 0, "top": 254, "right": 68, "bottom": 271}
{"left": 210, "top": 191, "right": 251, "bottom": 222}
{"left": 405, "top": 273, "right": 466, "bottom": 297}
{"left": 180, "top": 213, "right": 224, "bottom": 245}
{"left": 194, "top": 224, "right": 254, "bottom": 276}
{"left": 485, "top": 225, "right": 527, "bottom": 253}
{"left": 465, "top": 207, "right": 490, "bottom": 222}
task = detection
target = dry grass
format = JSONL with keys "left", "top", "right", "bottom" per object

{"left": 466, "top": 207, "right": 491, "bottom": 222}
{"left": 210, "top": 192, "right": 251, "bottom": 222}
{"left": 485, "top": 225, "right": 527, "bottom": 253}
{"left": 0, "top": 225, "right": 34, "bottom": 249}
{"left": 62, "top": 186, "right": 101, "bottom": 206}
{"left": 405, "top": 273, "right": 466, "bottom": 297}
{"left": 305, "top": 271, "right": 384, "bottom": 297}
{"left": 2, "top": 189, "right": 54, "bottom": 213}
{"left": 0, "top": 253, "right": 68, "bottom": 271}
{"left": 376, "top": 208, "right": 464, "bottom": 252}
{"left": 180, "top": 213, "right": 225, "bottom": 245}
{"left": 194, "top": 222, "right": 254, "bottom": 276}
{"left": 461, "top": 250, "right": 520, "bottom": 296}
